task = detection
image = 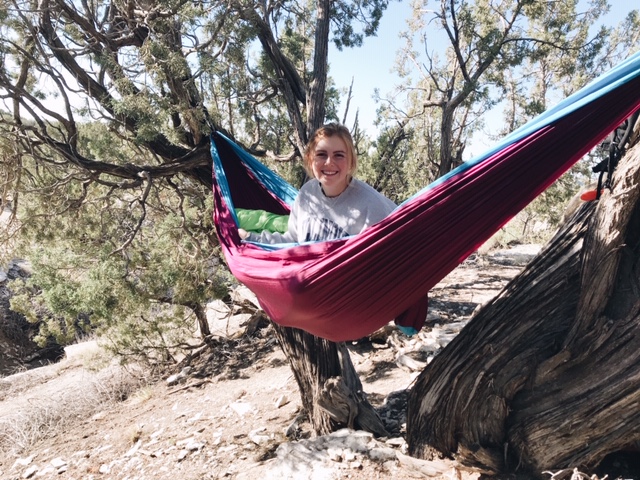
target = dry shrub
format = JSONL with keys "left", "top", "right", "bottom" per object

{"left": 0, "top": 347, "right": 146, "bottom": 456}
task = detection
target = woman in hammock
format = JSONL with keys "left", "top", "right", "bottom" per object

{"left": 239, "top": 123, "right": 396, "bottom": 244}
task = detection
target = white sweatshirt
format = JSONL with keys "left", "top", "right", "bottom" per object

{"left": 245, "top": 178, "right": 396, "bottom": 244}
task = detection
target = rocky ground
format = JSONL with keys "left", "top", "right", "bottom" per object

{"left": 2, "top": 244, "right": 616, "bottom": 480}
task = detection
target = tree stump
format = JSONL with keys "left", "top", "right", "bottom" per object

{"left": 407, "top": 141, "right": 640, "bottom": 475}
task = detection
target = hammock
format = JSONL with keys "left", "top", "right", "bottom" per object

{"left": 211, "top": 52, "right": 640, "bottom": 342}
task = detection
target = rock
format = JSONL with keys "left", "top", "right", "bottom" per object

{"left": 395, "top": 354, "right": 427, "bottom": 371}
{"left": 230, "top": 286, "right": 260, "bottom": 309}
{"left": 63, "top": 340, "right": 101, "bottom": 361}
{"left": 489, "top": 244, "right": 541, "bottom": 265}
{"left": 12, "top": 455, "right": 34, "bottom": 469}
{"left": 396, "top": 451, "right": 452, "bottom": 476}
{"left": 49, "top": 457, "right": 67, "bottom": 468}
{"left": 22, "top": 465, "right": 38, "bottom": 478}
{"left": 369, "top": 447, "right": 397, "bottom": 461}
{"left": 274, "top": 394, "right": 289, "bottom": 408}
{"left": 385, "top": 437, "right": 406, "bottom": 447}
{"left": 327, "top": 447, "right": 343, "bottom": 462}
{"left": 249, "top": 427, "right": 271, "bottom": 445}
{"left": 177, "top": 449, "right": 189, "bottom": 461}
{"left": 228, "top": 400, "right": 253, "bottom": 417}
{"left": 166, "top": 366, "right": 191, "bottom": 386}
{"left": 125, "top": 441, "right": 142, "bottom": 457}
{"left": 284, "top": 413, "right": 305, "bottom": 438}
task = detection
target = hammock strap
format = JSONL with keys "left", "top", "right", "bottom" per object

{"left": 593, "top": 111, "right": 640, "bottom": 199}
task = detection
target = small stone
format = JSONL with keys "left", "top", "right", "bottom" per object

{"left": 13, "top": 456, "right": 34, "bottom": 469}
{"left": 177, "top": 450, "right": 189, "bottom": 461}
{"left": 22, "top": 465, "right": 38, "bottom": 478}
{"left": 37, "top": 466, "right": 56, "bottom": 476}
{"left": 385, "top": 437, "right": 405, "bottom": 447}
{"left": 167, "top": 366, "right": 191, "bottom": 386}
{"left": 327, "top": 447, "right": 343, "bottom": 462}
{"left": 176, "top": 436, "right": 196, "bottom": 446}
{"left": 369, "top": 447, "right": 397, "bottom": 462}
{"left": 383, "top": 460, "right": 399, "bottom": 472}
{"left": 343, "top": 450, "right": 357, "bottom": 462}
{"left": 395, "top": 354, "right": 426, "bottom": 371}
{"left": 218, "top": 445, "right": 238, "bottom": 454}
{"left": 185, "top": 440, "right": 205, "bottom": 451}
{"left": 274, "top": 394, "right": 289, "bottom": 408}
{"left": 125, "top": 441, "right": 141, "bottom": 457}
{"left": 187, "top": 411, "right": 203, "bottom": 423}
{"left": 250, "top": 434, "right": 270, "bottom": 445}
{"left": 49, "top": 457, "right": 67, "bottom": 468}
{"left": 228, "top": 400, "right": 252, "bottom": 417}
{"left": 91, "top": 411, "right": 107, "bottom": 421}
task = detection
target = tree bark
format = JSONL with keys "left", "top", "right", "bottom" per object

{"left": 407, "top": 140, "right": 640, "bottom": 475}
{"left": 272, "top": 324, "right": 388, "bottom": 437}
{"left": 306, "top": 0, "right": 330, "bottom": 135}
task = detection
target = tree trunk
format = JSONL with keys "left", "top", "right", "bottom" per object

{"left": 253, "top": 0, "right": 392, "bottom": 438}
{"left": 306, "top": 0, "right": 330, "bottom": 135}
{"left": 407, "top": 140, "right": 640, "bottom": 475}
{"left": 272, "top": 324, "right": 388, "bottom": 437}
{"left": 439, "top": 105, "right": 456, "bottom": 177}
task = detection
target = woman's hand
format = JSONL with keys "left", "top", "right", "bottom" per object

{"left": 238, "top": 228, "right": 250, "bottom": 240}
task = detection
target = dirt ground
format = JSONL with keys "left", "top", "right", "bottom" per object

{"left": 3, "top": 245, "right": 631, "bottom": 480}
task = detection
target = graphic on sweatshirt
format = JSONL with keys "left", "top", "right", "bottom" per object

{"left": 304, "top": 217, "right": 349, "bottom": 242}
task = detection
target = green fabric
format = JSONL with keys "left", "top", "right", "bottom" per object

{"left": 237, "top": 208, "right": 289, "bottom": 233}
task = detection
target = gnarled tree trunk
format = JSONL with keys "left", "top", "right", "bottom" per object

{"left": 407, "top": 138, "right": 640, "bottom": 475}
{"left": 272, "top": 324, "right": 388, "bottom": 437}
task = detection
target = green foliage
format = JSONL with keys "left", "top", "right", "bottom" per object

{"left": 520, "top": 164, "right": 592, "bottom": 242}
{"left": 359, "top": 125, "right": 426, "bottom": 202}
{"left": 330, "top": 0, "right": 390, "bottom": 49}
{"left": 7, "top": 123, "right": 234, "bottom": 364}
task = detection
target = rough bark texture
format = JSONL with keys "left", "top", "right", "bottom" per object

{"left": 407, "top": 141, "right": 640, "bottom": 475}
{"left": 272, "top": 324, "right": 388, "bottom": 437}
{"left": 306, "top": 0, "right": 330, "bottom": 136}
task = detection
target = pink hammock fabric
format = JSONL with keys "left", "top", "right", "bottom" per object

{"left": 211, "top": 57, "right": 640, "bottom": 342}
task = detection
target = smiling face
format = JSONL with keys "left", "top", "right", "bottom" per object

{"left": 310, "top": 135, "right": 353, "bottom": 197}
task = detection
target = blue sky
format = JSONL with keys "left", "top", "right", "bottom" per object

{"left": 328, "top": 1, "right": 636, "bottom": 157}
{"left": 329, "top": 2, "right": 412, "bottom": 133}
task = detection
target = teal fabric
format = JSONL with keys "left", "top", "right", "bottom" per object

{"left": 237, "top": 208, "right": 289, "bottom": 233}
{"left": 396, "top": 325, "right": 418, "bottom": 336}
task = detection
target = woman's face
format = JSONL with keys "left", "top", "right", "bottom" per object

{"left": 311, "top": 135, "right": 351, "bottom": 197}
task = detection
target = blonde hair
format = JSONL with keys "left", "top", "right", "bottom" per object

{"left": 303, "top": 123, "right": 358, "bottom": 178}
